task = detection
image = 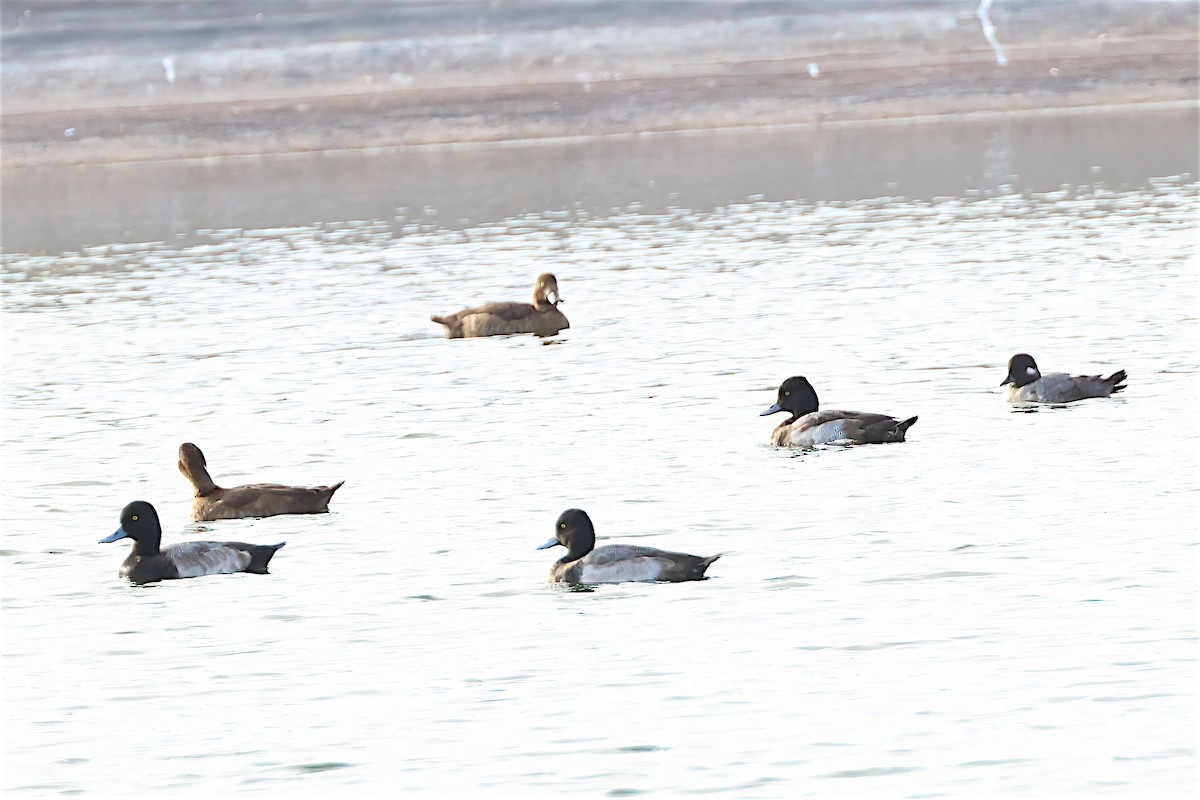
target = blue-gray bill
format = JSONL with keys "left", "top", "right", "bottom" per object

{"left": 760, "top": 403, "right": 783, "bottom": 416}
{"left": 536, "top": 538, "right": 561, "bottom": 550}
{"left": 99, "top": 526, "right": 129, "bottom": 544}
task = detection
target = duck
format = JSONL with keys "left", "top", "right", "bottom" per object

{"left": 761, "top": 375, "right": 917, "bottom": 448}
{"left": 431, "top": 273, "right": 569, "bottom": 338}
{"left": 536, "top": 508, "right": 721, "bottom": 584}
{"left": 99, "top": 501, "right": 285, "bottom": 584}
{"left": 1000, "top": 353, "right": 1127, "bottom": 403}
{"left": 178, "top": 442, "right": 344, "bottom": 522}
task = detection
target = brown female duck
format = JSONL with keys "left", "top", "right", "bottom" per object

{"left": 431, "top": 273, "right": 569, "bottom": 338}
{"left": 178, "top": 442, "right": 344, "bottom": 522}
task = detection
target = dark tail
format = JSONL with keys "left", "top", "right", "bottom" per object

{"left": 896, "top": 416, "right": 918, "bottom": 438}
{"left": 1107, "top": 370, "right": 1128, "bottom": 393}
{"left": 691, "top": 553, "right": 722, "bottom": 580}
{"left": 326, "top": 480, "right": 346, "bottom": 498}
{"left": 431, "top": 315, "right": 449, "bottom": 326}
{"left": 248, "top": 541, "right": 286, "bottom": 573}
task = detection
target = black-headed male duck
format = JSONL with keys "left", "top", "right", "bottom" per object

{"left": 537, "top": 508, "right": 720, "bottom": 584}
{"left": 100, "top": 501, "right": 285, "bottom": 584}
{"left": 761, "top": 375, "right": 917, "bottom": 448}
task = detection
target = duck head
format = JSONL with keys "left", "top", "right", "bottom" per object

{"left": 100, "top": 500, "right": 162, "bottom": 555}
{"left": 1001, "top": 353, "right": 1041, "bottom": 388}
{"left": 178, "top": 442, "right": 216, "bottom": 495}
{"left": 536, "top": 508, "right": 595, "bottom": 562}
{"left": 760, "top": 376, "right": 820, "bottom": 424}
{"left": 533, "top": 273, "right": 562, "bottom": 310}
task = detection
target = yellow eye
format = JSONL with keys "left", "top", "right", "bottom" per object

{"left": 132, "top": 515, "right": 139, "bottom": 521}
{"left": 784, "top": 391, "right": 790, "bottom": 396}
{"left": 559, "top": 523, "right": 566, "bottom": 529}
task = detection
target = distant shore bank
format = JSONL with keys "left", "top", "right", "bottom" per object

{"left": 2, "top": 0, "right": 1196, "bottom": 168}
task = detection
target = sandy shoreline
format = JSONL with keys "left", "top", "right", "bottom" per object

{"left": 2, "top": 0, "right": 1197, "bottom": 168}
{"left": 9, "top": 99, "right": 1194, "bottom": 174}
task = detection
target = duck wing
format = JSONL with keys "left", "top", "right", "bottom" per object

{"left": 1035, "top": 372, "right": 1125, "bottom": 403}
{"left": 842, "top": 413, "right": 918, "bottom": 443}
{"left": 441, "top": 301, "right": 537, "bottom": 322}
{"left": 585, "top": 544, "right": 673, "bottom": 565}
{"left": 575, "top": 544, "right": 718, "bottom": 583}
{"left": 789, "top": 409, "right": 916, "bottom": 445}
{"left": 471, "top": 301, "right": 538, "bottom": 320}
{"left": 791, "top": 409, "right": 869, "bottom": 432}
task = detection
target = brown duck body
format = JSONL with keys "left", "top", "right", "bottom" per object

{"left": 432, "top": 273, "right": 569, "bottom": 338}
{"left": 178, "top": 443, "right": 344, "bottom": 522}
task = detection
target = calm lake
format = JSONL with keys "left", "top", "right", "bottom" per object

{"left": 2, "top": 107, "right": 1197, "bottom": 797}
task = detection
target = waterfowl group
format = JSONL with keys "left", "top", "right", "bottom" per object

{"left": 99, "top": 272, "right": 1129, "bottom": 586}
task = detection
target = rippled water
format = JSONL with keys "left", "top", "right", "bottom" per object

{"left": 3, "top": 119, "right": 1198, "bottom": 797}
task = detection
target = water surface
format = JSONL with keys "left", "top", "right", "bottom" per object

{"left": 2, "top": 112, "right": 1197, "bottom": 797}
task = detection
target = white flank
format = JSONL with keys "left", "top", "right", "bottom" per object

{"left": 169, "top": 541, "right": 251, "bottom": 578}
{"left": 791, "top": 420, "right": 847, "bottom": 447}
{"left": 579, "top": 558, "right": 664, "bottom": 584}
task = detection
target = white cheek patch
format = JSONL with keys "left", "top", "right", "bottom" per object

{"left": 546, "top": 290, "right": 559, "bottom": 304}
{"left": 1025, "top": 366, "right": 1037, "bottom": 376}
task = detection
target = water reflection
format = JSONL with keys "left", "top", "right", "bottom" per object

{"left": 3, "top": 107, "right": 1196, "bottom": 254}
